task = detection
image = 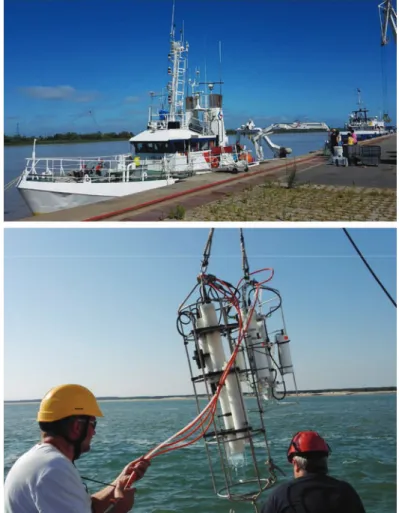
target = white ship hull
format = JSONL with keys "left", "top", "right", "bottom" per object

{"left": 17, "top": 177, "right": 176, "bottom": 215}
{"left": 271, "top": 122, "right": 329, "bottom": 131}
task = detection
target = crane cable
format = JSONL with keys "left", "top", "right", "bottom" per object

{"left": 200, "top": 228, "right": 215, "bottom": 274}
{"left": 240, "top": 227, "right": 250, "bottom": 280}
{"left": 343, "top": 228, "right": 396, "bottom": 308}
{"left": 380, "top": 44, "right": 389, "bottom": 120}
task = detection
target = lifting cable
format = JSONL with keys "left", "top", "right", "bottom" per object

{"left": 343, "top": 228, "right": 396, "bottom": 308}
{"left": 380, "top": 44, "right": 389, "bottom": 118}
{"left": 200, "top": 227, "right": 215, "bottom": 275}
{"left": 240, "top": 227, "right": 250, "bottom": 280}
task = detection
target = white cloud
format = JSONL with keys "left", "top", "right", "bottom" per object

{"left": 21, "top": 85, "right": 75, "bottom": 99}
{"left": 20, "top": 86, "right": 99, "bottom": 103}
{"left": 124, "top": 96, "right": 140, "bottom": 104}
{"left": 74, "top": 93, "right": 100, "bottom": 103}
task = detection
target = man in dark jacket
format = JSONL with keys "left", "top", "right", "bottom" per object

{"left": 261, "top": 430, "right": 366, "bottom": 513}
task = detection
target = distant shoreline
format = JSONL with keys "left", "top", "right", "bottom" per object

{"left": 4, "top": 388, "right": 396, "bottom": 404}
{"left": 6, "top": 130, "right": 329, "bottom": 147}
{"left": 4, "top": 138, "right": 130, "bottom": 147}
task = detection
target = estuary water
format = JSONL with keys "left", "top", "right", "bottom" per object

{"left": 4, "top": 133, "right": 329, "bottom": 221}
{"left": 4, "top": 394, "right": 396, "bottom": 513}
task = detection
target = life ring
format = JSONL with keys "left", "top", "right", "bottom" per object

{"left": 239, "top": 153, "right": 254, "bottom": 163}
{"left": 203, "top": 151, "right": 211, "bottom": 163}
{"left": 211, "top": 157, "right": 219, "bottom": 169}
{"left": 84, "top": 174, "right": 91, "bottom": 183}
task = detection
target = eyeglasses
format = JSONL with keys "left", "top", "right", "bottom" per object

{"left": 78, "top": 418, "right": 97, "bottom": 429}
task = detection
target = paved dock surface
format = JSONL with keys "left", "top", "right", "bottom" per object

{"left": 293, "top": 135, "right": 396, "bottom": 189}
{"left": 18, "top": 134, "right": 396, "bottom": 222}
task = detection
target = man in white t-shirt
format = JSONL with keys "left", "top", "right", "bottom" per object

{"left": 4, "top": 384, "right": 150, "bottom": 513}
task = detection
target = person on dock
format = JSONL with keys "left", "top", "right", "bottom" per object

{"left": 4, "top": 384, "right": 150, "bottom": 513}
{"left": 261, "top": 430, "right": 366, "bottom": 513}
{"left": 347, "top": 133, "right": 355, "bottom": 146}
{"left": 329, "top": 129, "right": 338, "bottom": 155}
{"left": 350, "top": 129, "right": 358, "bottom": 144}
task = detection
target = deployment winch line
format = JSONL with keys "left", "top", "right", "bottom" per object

{"left": 343, "top": 228, "right": 396, "bottom": 308}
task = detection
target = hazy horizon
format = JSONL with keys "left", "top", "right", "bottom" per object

{"left": 4, "top": 228, "right": 396, "bottom": 402}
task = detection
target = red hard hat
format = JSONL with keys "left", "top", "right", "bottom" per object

{"left": 287, "top": 431, "right": 330, "bottom": 462}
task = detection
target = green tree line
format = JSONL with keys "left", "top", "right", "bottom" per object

{"left": 4, "top": 131, "right": 134, "bottom": 146}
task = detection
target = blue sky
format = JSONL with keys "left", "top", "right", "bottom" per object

{"left": 4, "top": 227, "right": 396, "bottom": 401}
{"left": 4, "top": 0, "right": 397, "bottom": 136}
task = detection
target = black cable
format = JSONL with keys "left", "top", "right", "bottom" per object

{"left": 81, "top": 476, "right": 116, "bottom": 488}
{"left": 176, "top": 310, "right": 195, "bottom": 337}
{"left": 269, "top": 351, "right": 287, "bottom": 401}
{"left": 200, "top": 228, "right": 214, "bottom": 274}
{"left": 343, "top": 228, "right": 396, "bottom": 308}
{"left": 247, "top": 285, "right": 281, "bottom": 316}
{"left": 260, "top": 286, "right": 282, "bottom": 317}
{"left": 240, "top": 228, "right": 250, "bottom": 280}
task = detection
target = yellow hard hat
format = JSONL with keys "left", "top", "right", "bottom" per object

{"left": 37, "top": 384, "right": 104, "bottom": 422}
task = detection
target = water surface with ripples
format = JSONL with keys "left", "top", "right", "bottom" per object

{"left": 5, "top": 393, "right": 395, "bottom": 513}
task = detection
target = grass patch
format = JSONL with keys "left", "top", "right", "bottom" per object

{"left": 286, "top": 160, "right": 298, "bottom": 189}
{"left": 183, "top": 183, "right": 396, "bottom": 222}
{"left": 167, "top": 204, "right": 186, "bottom": 220}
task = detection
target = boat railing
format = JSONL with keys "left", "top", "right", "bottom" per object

{"left": 148, "top": 111, "right": 189, "bottom": 130}
{"left": 20, "top": 147, "right": 253, "bottom": 184}
{"left": 21, "top": 154, "right": 156, "bottom": 182}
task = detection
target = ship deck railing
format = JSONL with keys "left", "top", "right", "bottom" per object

{"left": 20, "top": 154, "right": 172, "bottom": 183}
{"left": 20, "top": 147, "right": 252, "bottom": 184}
{"left": 148, "top": 112, "right": 214, "bottom": 136}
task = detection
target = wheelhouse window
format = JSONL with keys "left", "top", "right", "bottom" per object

{"left": 190, "top": 140, "right": 200, "bottom": 152}
{"left": 132, "top": 141, "right": 174, "bottom": 154}
{"left": 132, "top": 138, "right": 217, "bottom": 154}
{"left": 199, "top": 138, "right": 217, "bottom": 151}
{"left": 172, "top": 140, "right": 187, "bottom": 153}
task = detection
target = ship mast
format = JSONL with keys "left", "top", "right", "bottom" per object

{"left": 357, "top": 88, "right": 362, "bottom": 108}
{"left": 167, "top": 0, "right": 189, "bottom": 122}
